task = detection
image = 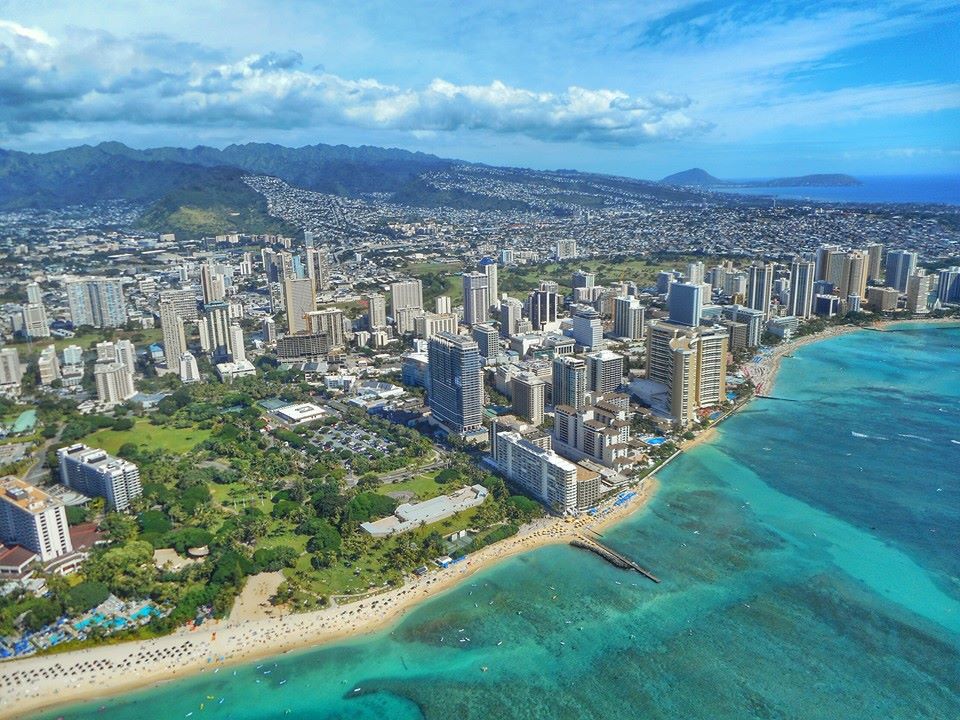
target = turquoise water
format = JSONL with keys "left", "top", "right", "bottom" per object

{"left": 35, "top": 325, "right": 960, "bottom": 719}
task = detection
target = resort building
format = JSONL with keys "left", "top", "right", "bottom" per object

{"left": 0, "top": 477, "right": 73, "bottom": 563}
{"left": 553, "top": 394, "right": 635, "bottom": 470}
{"left": 643, "top": 320, "right": 728, "bottom": 426}
{"left": 58, "top": 444, "right": 142, "bottom": 511}
{"left": 488, "top": 417, "right": 579, "bottom": 514}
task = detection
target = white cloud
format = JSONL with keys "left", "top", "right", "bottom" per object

{"left": 0, "top": 20, "right": 710, "bottom": 145}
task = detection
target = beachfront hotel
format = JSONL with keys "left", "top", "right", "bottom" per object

{"left": 641, "top": 320, "right": 728, "bottom": 426}
{"left": 0, "top": 477, "right": 73, "bottom": 563}
{"left": 58, "top": 444, "right": 142, "bottom": 511}
{"left": 488, "top": 416, "right": 600, "bottom": 514}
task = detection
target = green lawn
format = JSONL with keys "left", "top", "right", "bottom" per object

{"left": 376, "top": 470, "right": 444, "bottom": 501}
{"left": 9, "top": 328, "right": 164, "bottom": 354}
{"left": 83, "top": 419, "right": 211, "bottom": 455}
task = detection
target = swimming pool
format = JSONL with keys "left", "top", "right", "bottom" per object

{"left": 643, "top": 437, "right": 667, "bottom": 446}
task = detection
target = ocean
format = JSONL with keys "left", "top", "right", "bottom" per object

{"left": 34, "top": 323, "right": 960, "bottom": 719}
{"left": 720, "top": 174, "right": 960, "bottom": 205}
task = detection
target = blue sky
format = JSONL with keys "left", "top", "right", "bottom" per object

{"left": 0, "top": 0, "right": 958, "bottom": 178}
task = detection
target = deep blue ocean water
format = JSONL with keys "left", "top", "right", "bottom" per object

{"left": 35, "top": 324, "right": 960, "bottom": 719}
{"left": 721, "top": 175, "right": 960, "bottom": 205}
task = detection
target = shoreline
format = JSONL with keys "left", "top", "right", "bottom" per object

{"left": 4, "top": 316, "right": 956, "bottom": 719}
{"left": 741, "top": 317, "right": 959, "bottom": 397}
{"left": 1, "top": 479, "right": 658, "bottom": 719}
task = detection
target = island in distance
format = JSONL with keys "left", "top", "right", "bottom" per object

{"left": 661, "top": 167, "right": 862, "bottom": 188}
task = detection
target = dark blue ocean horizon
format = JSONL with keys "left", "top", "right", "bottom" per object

{"left": 33, "top": 324, "right": 960, "bottom": 720}
{"left": 720, "top": 174, "right": 960, "bottom": 205}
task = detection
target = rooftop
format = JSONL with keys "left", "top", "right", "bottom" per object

{"left": 0, "top": 477, "right": 63, "bottom": 515}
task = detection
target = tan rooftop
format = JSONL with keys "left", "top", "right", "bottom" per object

{"left": 1, "top": 476, "right": 61, "bottom": 514}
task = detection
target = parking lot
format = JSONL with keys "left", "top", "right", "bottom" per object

{"left": 311, "top": 423, "right": 398, "bottom": 456}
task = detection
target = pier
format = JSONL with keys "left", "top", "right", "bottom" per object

{"left": 570, "top": 535, "right": 660, "bottom": 583}
{"left": 754, "top": 395, "right": 800, "bottom": 402}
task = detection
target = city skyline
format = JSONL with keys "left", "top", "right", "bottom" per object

{"left": 0, "top": 1, "right": 958, "bottom": 177}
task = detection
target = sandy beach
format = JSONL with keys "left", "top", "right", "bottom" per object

{"left": 4, "top": 316, "right": 956, "bottom": 719}
{"left": 0, "top": 478, "right": 658, "bottom": 719}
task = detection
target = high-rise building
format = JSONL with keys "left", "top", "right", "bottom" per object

{"left": 395, "top": 307, "right": 425, "bottom": 335}
{"left": 721, "top": 305, "right": 764, "bottom": 348}
{"left": 94, "top": 361, "right": 135, "bottom": 406}
{"left": 472, "top": 323, "right": 500, "bottom": 359}
{"left": 366, "top": 293, "right": 387, "bottom": 330}
{"left": 528, "top": 283, "right": 559, "bottom": 331}
{"left": 905, "top": 272, "right": 930, "bottom": 313}
{"left": 839, "top": 251, "right": 868, "bottom": 301}
{"left": 275, "top": 251, "right": 297, "bottom": 281}
{"left": 586, "top": 350, "right": 625, "bottom": 393}
{"left": 571, "top": 306, "right": 603, "bottom": 349}
{"left": 668, "top": 283, "right": 703, "bottom": 327}
{"left": 0, "top": 348, "right": 23, "bottom": 391}
{"left": 572, "top": 270, "right": 595, "bottom": 289}
{"left": 656, "top": 271, "right": 677, "bottom": 296}
{"left": 179, "top": 351, "right": 201, "bottom": 383}
{"left": 512, "top": 373, "right": 545, "bottom": 426}
{"left": 199, "top": 302, "right": 232, "bottom": 360}
{"left": 480, "top": 258, "right": 499, "bottom": 308}
{"left": 613, "top": 296, "right": 645, "bottom": 340}
{"left": 686, "top": 261, "right": 705, "bottom": 285}
{"left": 555, "top": 239, "right": 578, "bottom": 260}
{"left": 200, "top": 263, "right": 226, "bottom": 304}
{"left": 488, "top": 420, "right": 578, "bottom": 513}
{"left": 228, "top": 325, "right": 245, "bottom": 363}
{"left": 305, "top": 307, "right": 347, "bottom": 349}
{"left": 262, "top": 317, "right": 277, "bottom": 343}
{"left": 159, "top": 288, "right": 199, "bottom": 322}
{"left": 37, "top": 345, "right": 60, "bottom": 385}
{"left": 390, "top": 279, "right": 424, "bottom": 318}
{"left": 552, "top": 355, "right": 587, "bottom": 409}
{"left": 427, "top": 332, "right": 483, "bottom": 435}
{"left": 21, "top": 303, "right": 50, "bottom": 339}
{"left": 239, "top": 251, "right": 254, "bottom": 277}
{"left": 462, "top": 272, "right": 490, "bottom": 326}
{"left": 277, "top": 332, "right": 331, "bottom": 361}
{"left": 0, "top": 477, "right": 73, "bottom": 562}
{"left": 885, "top": 250, "right": 918, "bottom": 292}
{"left": 58, "top": 444, "right": 142, "bottom": 511}
{"left": 62, "top": 345, "right": 83, "bottom": 366}
{"left": 117, "top": 338, "right": 135, "bottom": 373}
{"left": 747, "top": 263, "right": 774, "bottom": 320}
{"left": 815, "top": 245, "right": 842, "bottom": 282}
{"left": 283, "top": 277, "right": 317, "bottom": 334}
{"left": 866, "top": 244, "right": 884, "bottom": 283}
{"left": 159, "top": 300, "right": 187, "bottom": 365}
{"left": 866, "top": 286, "right": 900, "bottom": 312}
{"left": 937, "top": 267, "right": 960, "bottom": 304}
{"left": 645, "top": 321, "right": 728, "bottom": 426}
{"left": 26, "top": 281, "right": 42, "bottom": 305}
{"left": 414, "top": 312, "right": 459, "bottom": 341}
{"left": 788, "top": 260, "right": 815, "bottom": 319}
{"left": 499, "top": 297, "right": 524, "bottom": 337}
{"left": 553, "top": 396, "right": 633, "bottom": 470}
{"left": 66, "top": 277, "right": 127, "bottom": 328}
{"left": 435, "top": 295, "right": 452, "bottom": 314}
